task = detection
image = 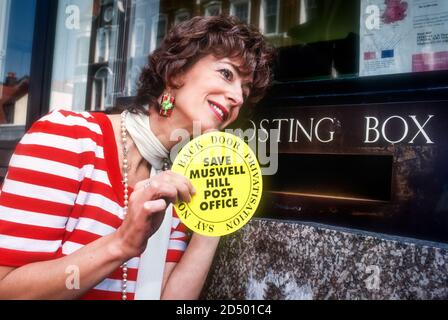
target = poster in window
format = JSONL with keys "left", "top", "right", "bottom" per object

{"left": 360, "top": 0, "right": 448, "bottom": 77}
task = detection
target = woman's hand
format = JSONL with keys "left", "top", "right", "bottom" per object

{"left": 115, "top": 170, "right": 195, "bottom": 260}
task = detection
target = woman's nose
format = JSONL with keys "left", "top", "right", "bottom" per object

{"left": 226, "top": 82, "right": 244, "bottom": 107}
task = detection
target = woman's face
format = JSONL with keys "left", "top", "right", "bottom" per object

{"left": 169, "top": 54, "right": 253, "bottom": 132}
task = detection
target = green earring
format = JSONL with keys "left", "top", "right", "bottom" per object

{"left": 160, "top": 93, "right": 175, "bottom": 117}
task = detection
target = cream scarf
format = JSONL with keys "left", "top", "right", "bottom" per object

{"left": 124, "top": 111, "right": 173, "bottom": 300}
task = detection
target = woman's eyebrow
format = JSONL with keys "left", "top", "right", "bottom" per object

{"left": 225, "top": 62, "right": 253, "bottom": 85}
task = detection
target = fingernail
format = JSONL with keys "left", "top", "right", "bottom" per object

{"left": 192, "top": 187, "right": 196, "bottom": 194}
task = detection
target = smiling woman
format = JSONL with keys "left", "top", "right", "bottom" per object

{"left": 0, "top": 15, "right": 275, "bottom": 300}
{"left": 134, "top": 15, "right": 275, "bottom": 131}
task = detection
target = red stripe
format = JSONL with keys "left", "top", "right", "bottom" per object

{"left": 0, "top": 247, "right": 59, "bottom": 267}
{"left": 166, "top": 249, "right": 184, "bottom": 263}
{"left": 64, "top": 229, "right": 102, "bottom": 246}
{"left": 14, "top": 143, "right": 98, "bottom": 169}
{"left": 108, "top": 267, "right": 138, "bottom": 281}
{"left": 78, "top": 178, "right": 122, "bottom": 209}
{"left": 0, "top": 220, "right": 65, "bottom": 241}
{"left": 90, "top": 112, "right": 124, "bottom": 206}
{"left": 27, "top": 121, "right": 103, "bottom": 145}
{"left": 170, "top": 237, "right": 189, "bottom": 245}
{"left": 72, "top": 204, "right": 122, "bottom": 229}
{"left": 174, "top": 222, "right": 188, "bottom": 233}
{"left": 0, "top": 192, "right": 73, "bottom": 217}
{"left": 57, "top": 110, "right": 99, "bottom": 125}
{"left": 6, "top": 167, "right": 79, "bottom": 194}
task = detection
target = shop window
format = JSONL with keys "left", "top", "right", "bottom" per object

{"left": 0, "top": 0, "right": 37, "bottom": 140}
{"left": 230, "top": 0, "right": 251, "bottom": 23}
{"left": 50, "top": 0, "right": 128, "bottom": 111}
{"left": 47, "top": 0, "right": 448, "bottom": 112}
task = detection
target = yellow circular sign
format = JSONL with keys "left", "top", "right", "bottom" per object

{"left": 172, "top": 131, "right": 263, "bottom": 236}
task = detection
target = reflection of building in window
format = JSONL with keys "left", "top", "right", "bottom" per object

{"left": 95, "top": 27, "right": 110, "bottom": 63}
{"left": 125, "top": 0, "right": 160, "bottom": 96}
{"left": 86, "top": 0, "right": 126, "bottom": 110}
{"left": 260, "top": 0, "right": 279, "bottom": 35}
{"left": 75, "top": 33, "right": 91, "bottom": 67}
{"left": 230, "top": 0, "right": 251, "bottom": 23}
{"left": 49, "top": 0, "right": 94, "bottom": 111}
{"left": 131, "top": 18, "right": 146, "bottom": 58}
{"left": 205, "top": 1, "right": 222, "bottom": 16}
{"left": 92, "top": 66, "right": 113, "bottom": 111}
{"left": 175, "top": 9, "right": 190, "bottom": 25}
{"left": 150, "top": 14, "right": 167, "bottom": 53}
{"left": 0, "top": 73, "right": 28, "bottom": 125}
{"left": 0, "top": 0, "right": 11, "bottom": 91}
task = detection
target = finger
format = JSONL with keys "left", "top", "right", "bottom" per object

{"left": 143, "top": 199, "right": 167, "bottom": 212}
{"left": 176, "top": 183, "right": 192, "bottom": 203}
{"left": 147, "top": 182, "right": 178, "bottom": 204}
{"left": 167, "top": 171, "right": 196, "bottom": 196}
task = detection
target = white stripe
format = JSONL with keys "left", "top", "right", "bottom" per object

{"left": 2, "top": 179, "right": 76, "bottom": 205}
{"left": 94, "top": 278, "right": 136, "bottom": 293}
{"left": 76, "top": 217, "right": 116, "bottom": 237}
{"left": 65, "top": 217, "right": 78, "bottom": 232}
{"left": 76, "top": 191, "right": 124, "bottom": 219}
{"left": 80, "top": 111, "right": 93, "bottom": 118}
{"left": 0, "top": 234, "right": 61, "bottom": 253}
{"left": 168, "top": 239, "right": 187, "bottom": 252}
{"left": 0, "top": 205, "right": 68, "bottom": 229}
{"left": 40, "top": 111, "right": 101, "bottom": 134}
{"left": 10, "top": 154, "right": 84, "bottom": 181}
{"left": 87, "top": 168, "right": 111, "bottom": 185}
{"left": 20, "top": 132, "right": 104, "bottom": 159}
{"left": 170, "top": 231, "right": 186, "bottom": 239}
{"left": 10, "top": 154, "right": 109, "bottom": 185}
{"left": 171, "top": 217, "right": 180, "bottom": 229}
{"left": 62, "top": 241, "right": 84, "bottom": 255}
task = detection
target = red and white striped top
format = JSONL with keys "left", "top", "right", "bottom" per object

{"left": 0, "top": 110, "right": 189, "bottom": 300}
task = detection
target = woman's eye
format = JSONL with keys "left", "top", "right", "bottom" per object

{"left": 219, "top": 69, "right": 233, "bottom": 81}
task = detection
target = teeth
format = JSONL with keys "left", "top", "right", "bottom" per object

{"left": 210, "top": 103, "right": 225, "bottom": 119}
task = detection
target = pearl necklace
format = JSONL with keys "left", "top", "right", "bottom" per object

{"left": 119, "top": 110, "right": 171, "bottom": 300}
{"left": 120, "top": 111, "right": 130, "bottom": 300}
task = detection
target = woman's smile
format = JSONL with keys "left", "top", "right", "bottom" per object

{"left": 208, "top": 100, "right": 229, "bottom": 122}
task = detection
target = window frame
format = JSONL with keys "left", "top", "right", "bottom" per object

{"left": 230, "top": 0, "right": 251, "bottom": 24}
{"left": 260, "top": 0, "right": 280, "bottom": 36}
{"left": 204, "top": 1, "right": 222, "bottom": 17}
{"left": 150, "top": 13, "right": 168, "bottom": 53}
{"left": 174, "top": 8, "right": 190, "bottom": 25}
{"left": 0, "top": 0, "right": 58, "bottom": 180}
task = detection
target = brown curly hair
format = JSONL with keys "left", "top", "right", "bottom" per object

{"left": 133, "top": 15, "right": 276, "bottom": 114}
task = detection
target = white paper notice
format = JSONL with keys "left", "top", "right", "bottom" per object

{"left": 360, "top": 0, "right": 448, "bottom": 77}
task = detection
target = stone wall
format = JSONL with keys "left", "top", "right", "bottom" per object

{"left": 202, "top": 218, "right": 448, "bottom": 299}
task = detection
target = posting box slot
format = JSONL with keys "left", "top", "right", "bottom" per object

{"left": 268, "top": 153, "right": 393, "bottom": 202}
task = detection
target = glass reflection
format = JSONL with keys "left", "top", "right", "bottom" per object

{"left": 0, "top": 0, "right": 37, "bottom": 140}
{"left": 49, "top": 0, "right": 361, "bottom": 113}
